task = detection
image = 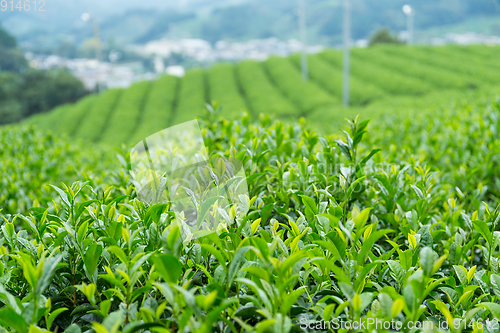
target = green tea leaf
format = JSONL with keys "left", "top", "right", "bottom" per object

{"left": 84, "top": 244, "right": 103, "bottom": 282}
{"left": 453, "top": 265, "right": 468, "bottom": 286}
{"left": 491, "top": 274, "right": 500, "bottom": 299}
{"left": 152, "top": 254, "right": 182, "bottom": 283}
{"left": 419, "top": 247, "right": 435, "bottom": 277}
{"left": 228, "top": 246, "right": 253, "bottom": 286}
{"left": 0, "top": 307, "right": 27, "bottom": 332}
{"left": 472, "top": 220, "right": 492, "bottom": 245}
{"left": 300, "top": 195, "right": 318, "bottom": 215}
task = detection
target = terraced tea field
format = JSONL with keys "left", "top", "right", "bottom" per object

{"left": 23, "top": 45, "right": 500, "bottom": 146}
{"left": 5, "top": 43, "right": 500, "bottom": 333}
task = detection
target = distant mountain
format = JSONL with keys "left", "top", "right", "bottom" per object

{"left": 0, "top": 0, "right": 244, "bottom": 49}
{"left": 2, "top": 0, "right": 500, "bottom": 51}
{"left": 106, "top": 0, "right": 500, "bottom": 45}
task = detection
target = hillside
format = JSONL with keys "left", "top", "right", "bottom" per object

{"left": 4, "top": 90, "right": 500, "bottom": 331}
{"left": 24, "top": 44, "right": 500, "bottom": 146}
{"left": 4, "top": 0, "right": 500, "bottom": 48}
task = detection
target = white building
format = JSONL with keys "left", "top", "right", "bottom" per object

{"left": 133, "top": 37, "right": 324, "bottom": 63}
{"left": 27, "top": 54, "right": 153, "bottom": 90}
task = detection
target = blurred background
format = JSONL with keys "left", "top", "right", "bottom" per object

{"left": 2, "top": 0, "right": 500, "bottom": 133}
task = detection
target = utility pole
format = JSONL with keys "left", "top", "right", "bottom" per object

{"left": 82, "top": 13, "right": 103, "bottom": 93}
{"left": 298, "top": 0, "right": 308, "bottom": 80}
{"left": 92, "top": 20, "right": 102, "bottom": 62}
{"left": 81, "top": 13, "right": 102, "bottom": 62}
{"left": 343, "top": 0, "right": 351, "bottom": 107}
{"left": 403, "top": 5, "right": 414, "bottom": 45}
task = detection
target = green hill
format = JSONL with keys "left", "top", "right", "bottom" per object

{"left": 23, "top": 44, "right": 500, "bottom": 146}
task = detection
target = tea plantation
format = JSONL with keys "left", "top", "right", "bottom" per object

{"left": 2, "top": 85, "right": 500, "bottom": 331}
{"left": 23, "top": 44, "right": 500, "bottom": 146}
{"left": 3, "top": 43, "right": 500, "bottom": 332}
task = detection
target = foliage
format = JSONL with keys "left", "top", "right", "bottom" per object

{"left": 0, "top": 25, "right": 16, "bottom": 48}
{"left": 75, "top": 88, "right": 124, "bottom": 143}
{"left": 170, "top": 69, "right": 207, "bottom": 126}
{"left": 319, "top": 50, "right": 430, "bottom": 96}
{"left": 129, "top": 75, "right": 178, "bottom": 145}
{"left": 3, "top": 97, "right": 500, "bottom": 331}
{"left": 18, "top": 69, "right": 88, "bottom": 117}
{"left": 0, "top": 47, "right": 28, "bottom": 73}
{"left": 0, "top": 25, "right": 25, "bottom": 72}
{"left": 235, "top": 60, "right": 298, "bottom": 116}
{"left": 24, "top": 104, "right": 75, "bottom": 135}
{"left": 56, "top": 95, "right": 99, "bottom": 138}
{"left": 0, "top": 126, "right": 116, "bottom": 215}
{"left": 289, "top": 53, "right": 384, "bottom": 106}
{"left": 207, "top": 63, "right": 249, "bottom": 119}
{"left": 0, "top": 68, "right": 87, "bottom": 124}
{"left": 352, "top": 46, "right": 478, "bottom": 89}
{"left": 381, "top": 46, "right": 500, "bottom": 85}
{"left": 0, "top": 28, "right": 87, "bottom": 124}
{"left": 368, "top": 28, "right": 405, "bottom": 47}
{"left": 263, "top": 56, "right": 337, "bottom": 112}
{"left": 21, "top": 45, "right": 500, "bottom": 145}
{"left": 0, "top": 72, "right": 23, "bottom": 123}
{"left": 100, "top": 81, "right": 151, "bottom": 145}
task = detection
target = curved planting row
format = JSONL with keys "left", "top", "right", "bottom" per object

{"left": 57, "top": 95, "right": 99, "bottom": 137}
{"left": 76, "top": 88, "right": 124, "bottom": 142}
{"left": 206, "top": 63, "right": 249, "bottom": 119}
{"left": 128, "top": 75, "right": 178, "bottom": 145}
{"left": 100, "top": 80, "right": 151, "bottom": 145}
{"left": 24, "top": 104, "right": 74, "bottom": 133}
{"left": 21, "top": 45, "right": 500, "bottom": 146}
{"left": 457, "top": 45, "right": 500, "bottom": 60}
{"left": 290, "top": 53, "right": 384, "bottom": 106}
{"left": 428, "top": 46, "right": 500, "bottom": 81}
{"left": 24, "top": 96, "right": 99, "bottom": 139}
{"left": 382, "top": 46, "right": 500, "bottom": 85}
{"left": 262, "top": 56, "right": 337, "bottom": 112}
{"left": 353, "top": 46, "right": 479, "bottom": 89}
{"left": 170, "top": 69, "right": 207, "bottom": 126}
{"left": 235, "top": 60, "right": 298, "bottom": 116}
{"left": 320, "top": 50, "right": 430, "bottom": 96}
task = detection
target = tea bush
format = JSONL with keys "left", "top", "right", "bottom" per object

{"left": 24, "top": 104, "right": 74, "bottom": 133}
{"left": 289, "top": 53, "right": 384, "bottom": 106}
{"left": 207, "top": 63, "right": 249, "bottom": 118}
{"left": 457, "top": 45, "right": 500, "bottom": 60}
{"left": 381, "top": 46, "right": 500, "bottom": 85}
{"left": 0, "top": 127, "right": 117, "bottom": 215}
{"left": 21, "top": 45, "right": 500, "bottom": 146}
{"left": 128, "top": 75, "right": 178, "bottom": 145}
{"left": 235, "top": 60, "right": 298, "bottom": 116}
{"left": 100, "top": 81, "right": 152, "bottom": 145}
{"left": 351, "top": 47, "right": 476, "bottom": 89}
{"left": 434, "top": 47, "right": 500, "bottom": 83}
{"left": 4, "top": 98, "right": 500, "bottom": 332}
{"left": 170, "top": 69, "right": 207, "bottom": 126}
{"left": 262, "top": 57, "right": 337, "bottom": 112}
{"left": 76, "top": 89, "right": 124, "bottom": 143}
{"left": 319, "top": 50, "right": 430, "bottom": 96}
